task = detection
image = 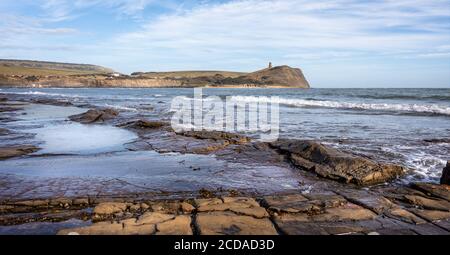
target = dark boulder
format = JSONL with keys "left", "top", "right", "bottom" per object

{"left": 178, "top": 130, "right": 250, "bottom": 145}
{"left": 69, "top": 108, "right": 119, "bottom": 124}
{"left": 118, "top": 119, "right": 166, "bottom": 129}
{"left": 0, "top": 106, "right": 20, "bottom": 112}
{"left": 0, "top": 145, "right": 39, "bottom": 160}
{"left": 441, "top": 161, "right": 450, "bottom": 185}
{"left": 0, "top": 128, "right": 9, "bottom": 135}
{"left": 424, "top": 138, "right": 450, "bottom": 144}
{"left": 32, "top": 98, "right": 73, "bottom": 106}
{"left": 271, "top": 139, "right": 404, "bottom": 186}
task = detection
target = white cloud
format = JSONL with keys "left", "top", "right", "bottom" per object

{"left": 109, "top": 0, "right": 450, "bottom": 69}
{"left": 1, "top": 0, "right": 449, "bottom": 86}
{"left": 38, "top": 0, "right": 180, "bottom": 21}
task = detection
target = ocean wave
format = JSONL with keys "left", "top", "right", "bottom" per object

{"left": 102, "top": 104, "right": 138, "bottom": 112}
{"left": 229, "top": 96, "right": 450, "bottom": 116}
{"left": 348, "top": 94, "right": 450, "bottom": 101}
{"left": 0, "top": 91, "right": 83, "bottom": 98}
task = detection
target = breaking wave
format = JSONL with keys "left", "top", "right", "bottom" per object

{"left": 0, "top": 91, "right": 83, "bottom": 98}
{"left": 229, "top": 96, "right": 450, "bottom": 116}
{"left": 102, "top": 104, "right": 138, "bottom": 112}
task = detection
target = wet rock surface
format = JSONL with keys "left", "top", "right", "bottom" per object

{"left": 0, "top": 145, "right": 39, "bottom": 160}
{"left": 1, "top": 184, "right": 449, "bottom": 235}
{"left": 0, "top": 96, "right": 449, "bottom": 235}
{"left": 178, "top": 131, "right": 251, "bottom": 145}
{"left": 0, "top": 128, "right": 10, "bottom": 135}
{"left": 69, "top": 108, "right": 119, "bottom": 124}
{"left": 271, "top": 139, "right": 405, "bottom": 185}
{"left": 441, "top": 161, "right": 450, "bottom": 185}
{"left": 118, "top": 119, "right": 167, "bottom": 130}
{"left": 31, "top": 98, "right": 73, "bottom": 107}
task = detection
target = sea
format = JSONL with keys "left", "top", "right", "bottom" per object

{"left": 1, "top": 87, "right": 449, "bottom": 184}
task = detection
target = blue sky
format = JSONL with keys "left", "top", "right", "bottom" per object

{"left": 1, "top": 0, "right": 449, "bottom": 88}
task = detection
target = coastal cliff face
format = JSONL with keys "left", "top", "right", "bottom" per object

{"left": 0, "top": 60, "right": 310, "bottom": 88}
{"left": 242, "top": 65, "right": 309, "bottom": 88}
{"left": 0, "top": 75, "right": 183, "bottom": 88}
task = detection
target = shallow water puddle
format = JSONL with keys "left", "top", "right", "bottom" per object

{"left": 0, "top": 151, "right": 300, "bottom": 196}
{"left": 18, "top": 104, "right": 86, "bottom": 121}
{"left": 13, "top": 104, "right": 137, "bottom": 154}
{"left": 31, "top": 123, "right": 137, "bottom": 154}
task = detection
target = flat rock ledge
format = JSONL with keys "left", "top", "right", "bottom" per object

{"left": 271, "top": 139, "right": 405, "bottom": 186}
{"left": 1, "top": 182, "right": 449, "bottom": 235}
{"left": 0, "top": 145, "right": 40, "bottom": 160}
{"left": 69, "top": 108, "right": 119, "bottom": 124}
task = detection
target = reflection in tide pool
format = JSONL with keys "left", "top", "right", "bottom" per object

{"left": 19, "top": 104, "right": 86, "bottom": 121}
{"left": 31, "top": 123, "right": 137, "bottom": 154}
{"left": 8, "top": 103, "right": 138, "bottom": 155}
{"left": 0, "top": 151, "right": 300, "bottom": 196}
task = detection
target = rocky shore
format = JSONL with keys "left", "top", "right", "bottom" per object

{"left": 1, "top": 182, "right": 449, "bottom": 235}
{"left": 0, "top": 95, "right": 449, "bottom": 235}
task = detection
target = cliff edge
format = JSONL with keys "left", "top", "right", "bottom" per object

{"left": 0, "top": 60, "right": 310, "bottom": 88}
{"left": 241, "top": 65, "right": 309, "bottom": 88}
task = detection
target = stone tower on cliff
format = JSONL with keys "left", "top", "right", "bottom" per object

{"left": 268, "top": 62, "right": 273, "bottom": 69}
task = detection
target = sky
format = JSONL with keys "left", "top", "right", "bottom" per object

{"left": 1, "top": 0, "right": 450, "bottom": 88}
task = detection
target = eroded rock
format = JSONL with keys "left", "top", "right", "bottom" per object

{"left": 136, "top": 212, "right": 175, "bottom": 225}
{"left": 180, "top": 202, "right": 195, "bottom": 213}
{"left": 178, "top": 131, "right": 250, "bottom": 145}
{"left": 156, "top": 215, "right": 192, "bottom": 235}
{"left": 150, "top": 201, "right": 181, "bottom": 214}
{"left": 409, "top": 209, "right": 450, "bottom": 222}
{"left": 385, "top": 208, "right": 426, "bottom": 225}
{"left": 58, "top": 220, "right": 156, "bottom": 235}
{"left": 335, "top": 189, "right": 395, "bottom": 214}
{"left": 0, "top": 106, "right": 21, "bottom": 112}
{"left": 69, "top": 108, "right": 119, "bottom": 124}
{"left": 0, "top": 128, "right": 9, "bottom": 135}
{"left": 58, "top": 209, "right": 193, "bottom": 235}
{"left": 118, "top": 119, "right": 166, "bottom": 130}
{"left": 195, "top": 197, "right": 269, "bottom": 218}
{"left": 312, "top": 204, "right": 377, "bottom": 222}
{"left": 404, "top": 195, "right": 450, "bottom": 211}
{"left": 441, "top": 161, "right": 450, "bottom": 185}
{"left": 93, "top": 202, "right": 128, "bottom": 215}
{"left": 0, "top": 145, "right": 39, "bottom": 160}
{"left": 272, "top": 202, "right": 377, "bottom": 235}
{"left": 262, "top": 194, "right": 346, "bottom": 214}
{"left": 13, "top": 199, "right": 49, "bottom": 207}
{"left": 411, "top": 182, "right": 450, "bottom": 201}
{"left": 271, "top": 139, "right": 404, "bottom": 185}
{"left": 262, "top": 194, "right": 316, "bottom": 213}
{"left": 196, "top": 211, "right": 277, "bottom": 235}
{"left": 32, "top": 98, "right": 73, "bottom": 106}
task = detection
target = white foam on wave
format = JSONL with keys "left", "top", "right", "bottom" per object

{"left": 376, "top": 144, "right": 447, "bottom": 183}
{"left": 229, "top": 96, "right": 450, "bottom": 116}
{"left": 102, "top": 104, "right": 138, "bottom": 112}
{"left": 0, "top": 91, "right": 83, "bottom": 98}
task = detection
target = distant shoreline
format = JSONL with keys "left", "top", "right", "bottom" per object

{"left": 0, "top": 84, "right": 310, "bottom": 89}
{"left": 0, "top": 59, "right": 310, "bottom": 89}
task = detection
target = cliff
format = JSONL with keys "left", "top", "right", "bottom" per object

{"left": 0, "top": 59, "right": 113, "bottom": 75}
{"left": 242, "top": 65, "right": 309, "bottom": 88}
{"left": 0, "top": 60, "right": 310, "bottom": 88}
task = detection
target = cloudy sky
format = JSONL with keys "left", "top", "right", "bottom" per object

{"left": 1, "top": 0, "right": 450, "bottom": 87}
